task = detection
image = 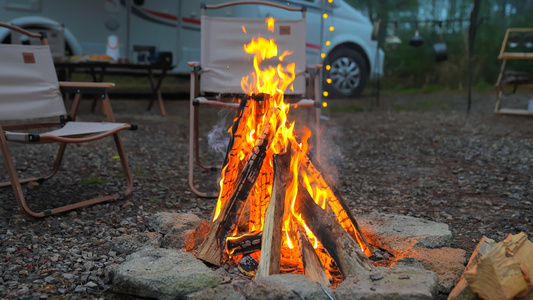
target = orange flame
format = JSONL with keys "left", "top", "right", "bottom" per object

{"left": 213, "top": 17, "right": 369, "bottom": 272}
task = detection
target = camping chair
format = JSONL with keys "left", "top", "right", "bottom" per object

{"left": 0, "top": 23, "right": 137, "bottom": 217}
{"left": 188, "top": 1, "right": 322, "bottom": 197}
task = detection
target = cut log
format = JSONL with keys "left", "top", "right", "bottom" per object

{"left": 303, "top": 153, "right": 373, "bottom": 257}
{"left": 293, "top": 182, "right": 374, "bottom": 278}
{"left": 196, "top": 110, "right": 274, "bottom": 266}
{"left": 295, "top": 222, "right": 330, "bottom": 287}
{"left": 448, "top": 236, "right": 497, "bottom": 300}
{"left": 464, "top": 232, "right": 533, "bottom": 300}
{"left": 256, "top": 150, "right": 292, "bottom": 278}
{"left": 225, "top": 231, "right": 262, "bottom": 256}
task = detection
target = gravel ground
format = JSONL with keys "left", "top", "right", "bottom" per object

{"left": 1, "top": 91, "right": 532, "bottom": 299}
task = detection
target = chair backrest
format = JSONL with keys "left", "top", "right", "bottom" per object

{"left": 200, "top": 15, "right": 306, "bottom": 95}
{"left": 0, "top": 43, "right": 66, "bottom": 121}
{"left": 11, "top": 27, "right": 66, "bottom": 59}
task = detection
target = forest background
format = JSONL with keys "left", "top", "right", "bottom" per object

{"left": 346, "top": 0, "right": 531, "bottom": 93}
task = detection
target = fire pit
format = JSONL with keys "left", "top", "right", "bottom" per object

{"left": 195, "top": 17, "right": 374, "bottom": 287}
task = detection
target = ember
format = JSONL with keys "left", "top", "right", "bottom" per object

{"left": 197, "top": 17, "right": 373, "bottom": 286}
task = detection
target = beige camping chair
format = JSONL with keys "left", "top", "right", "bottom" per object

{"left": 0, "top": 23, "right": 137, "bottom": 217}
{"left": 188, "top": 1, "right": 322, "bottom": 197}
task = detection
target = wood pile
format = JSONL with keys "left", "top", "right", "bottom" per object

{"left": 449, "top": 232, "right": 533, "bottom": 300}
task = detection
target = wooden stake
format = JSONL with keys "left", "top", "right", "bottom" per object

{"left": 464, "top": 232, "right": 533, "bottom": 300}
{"left": 256, "top": 149, "right": 291, "bottom": 278}
{"left": 294, "top": 182, "right": 374, "bottom": 278}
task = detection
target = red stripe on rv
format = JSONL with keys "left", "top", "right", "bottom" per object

{"left": 182, "top": 17, "right": 201, "bottom": 25}
{"left": 142, "top": 8, "right": 178, "bottom": 21}
{"left": 306, "top": 43, "right": 321, "bottom": 50}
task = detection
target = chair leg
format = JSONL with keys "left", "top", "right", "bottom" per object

{"left": 188, "top": 103, "right": 219, "bottom": 198}
{"left": 0, "top": 126, "right": 44, "bottom": 217}
{"left": 0, "top": 129, "right": 134, "bottom": 217}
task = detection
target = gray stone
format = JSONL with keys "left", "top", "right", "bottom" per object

{"left": 149, "top": 212, "right": 210, "bottom": 251}
{"left": 398, "top": 247, "right": 467, "bottom": 294}
{"left": 112, "top": 231, "right": 162, "bottom": 254}
{"left": 244, "top": 274, "right": 334, "bottom": 300}
{"left": 112, "top": 248, "right": 222, "bottom": 300}
{"left": 358, "top": 213, "right": 452, "bottom": 254}
{"left": 185, "top": 282, "right": 245, "bottom": 300}
{"left": 334, "top": 267, "right": 439, "bottom": 300}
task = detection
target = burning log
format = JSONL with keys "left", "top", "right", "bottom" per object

{"left": 295, "top": 222, "right": 330, "bottom": 286}
{"left": 196, "top": 109, "right": 275, "bottom": 266}
{"left": 257, "top": 149, "right": 292, "bottom": 278}
{"left": 302, "top": 153, "right": 372, "bottom": 257}
{"left": 293, "top": 182, "right": 375, "bottom": 278}
{"left": 225, "top": 231, "right": 262, "bottom": 256}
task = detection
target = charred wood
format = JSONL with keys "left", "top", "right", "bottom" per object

{"left": 293, "top": 182, "right": 374, "bottom": 279}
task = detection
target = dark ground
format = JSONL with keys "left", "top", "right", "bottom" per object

{"left": 1, "top": 90, "right": 532, "bottom": 298}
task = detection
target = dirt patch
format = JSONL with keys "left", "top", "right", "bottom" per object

{"left": 1, "top": 91, "right": 532, "bottom": 298}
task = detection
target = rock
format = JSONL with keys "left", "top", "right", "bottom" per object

{"left": 400, "top": 247, "right": 467, "bottom": 294}
{"left": 358, "top": 213, "right": 452, "bottom": 254}
{"left": 185, "top": 282, "right": 245, "bottom": 300}
{"left": 243, "top": 274, "right": 334, "bottom": 300}
{"left": 112, "top": 248, "right": 222, "bottom": 300}
{"left": 148, "top": 212, "right": 210, "bottom": 251}
{"left": 334, "top": 267, "right": 439, "bottom": 300}
{"left": 112, "top": 232, "right": 162, "bottom": 254}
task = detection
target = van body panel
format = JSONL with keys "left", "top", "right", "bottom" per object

{"left": 0, "top": 0, "right": 383, "bottom": 95}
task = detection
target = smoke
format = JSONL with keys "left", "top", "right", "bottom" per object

{"left": 207, "top": 109, "right": 232, "bottom": 158}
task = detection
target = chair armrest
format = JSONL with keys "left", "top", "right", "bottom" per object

{"left": 307, "top": 64, "right": 323, "bottom": 70}
{"left": 59, "top": 82, "right": 115, "bottom": 95}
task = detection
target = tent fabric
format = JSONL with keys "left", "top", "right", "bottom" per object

{"left": 0, "top": 44, "right": 66, "bottom": 121}
{"left": 200, "top": 16, "right": 306, "bottom": 95}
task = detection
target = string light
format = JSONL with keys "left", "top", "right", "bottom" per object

{"left": 328, "top": 0, "right": 333, "bottom": 2}
{"left": 329, "top": 26, "right": 334, "bottom": 31}
{"left": 323, "top": 91, "right": 329, "bottom": 97}
{"left": 321, "top": 53, "right": 326, "bottom": 58}
{"left": 322, "top": 102, "right": 328, "bottom": 107}
{"left": 326, "top": 78, "right": 332, "bottom": 84}
{"left": 326, "top": 65, "right": 331, "bottom": 70}
{"left": 323, "top": 13, "right": 328, "bottom": 19}
{"left": 326, "top": 41, "right": 330, "bottom": 46}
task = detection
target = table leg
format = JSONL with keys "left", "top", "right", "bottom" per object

{"left": 147, "top": 68, "right": 167, "bottom": 116}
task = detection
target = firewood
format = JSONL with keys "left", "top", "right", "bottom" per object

{"left": 464, "top": 232, "right": 533, "bottom": 300}
{"left": 295, "top": 222, "right": 330, "bottom": 287}
{"left": 303, "top": 153, "right": 373, "bottom": 257}
{"left": 257, "top": 150, "right": 292, "bottom": 278}
{"left": 294, "top": 182, "right": 375, "bottom": 279}
{"left": 197, "top": 112, "right": 274, "bottom": 266}
{"left": 448, "top": 236, "right": 497, "bottom": 300}
{"left": 238, "top": 255, "right": 259, "bottom": 277}
{"left": 225, "top": 231, "right": 262, "bottom": 256}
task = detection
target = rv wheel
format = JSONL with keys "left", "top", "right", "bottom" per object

{"left": 323, "top": 47, "right": 368, "bottom": 98}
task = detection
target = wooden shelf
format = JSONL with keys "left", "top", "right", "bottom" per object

{"left": 495, "top": 108, "right": 533, "bottom": 116}
{"left": 499, "top": 52, "right": 533, "bottom": 60}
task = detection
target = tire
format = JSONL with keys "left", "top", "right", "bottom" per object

{"left": 323, "top": 47, "right": 368, "bottom": 98}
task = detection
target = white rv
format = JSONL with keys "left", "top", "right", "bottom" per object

{"left": 0, "top": 0, "right": 384, "bottom": 97}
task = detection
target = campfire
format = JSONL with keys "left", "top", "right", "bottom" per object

{"left": 197, "top": 17, "right": 374, "bottom": 286}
